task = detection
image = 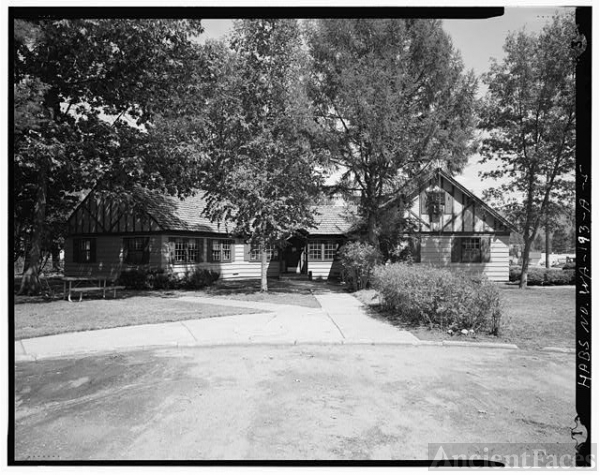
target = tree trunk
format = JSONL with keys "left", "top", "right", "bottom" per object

{"left": 366, "top": 210, "right": 379, "bottom": 249}
{"left": 51, "top": 244, "right": 61, "bottom": 273}
{"left": 260, "top": 237, "right": 268, "bottom": 292}
{"left": 18, "top": 162, "right": 47, "bottom": 295}
{"left": 545, "top": 222, "right": 551, "bottom": 269}
{"left": 519, "top": 236, "right": 533, "bottom": 289}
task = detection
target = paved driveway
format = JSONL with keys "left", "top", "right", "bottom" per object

{"left": 14, "top": 345, "right": 575, "bottom": 461}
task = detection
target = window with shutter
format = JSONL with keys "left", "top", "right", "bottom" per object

{"left": 461, "top": 237, "right": 482, "bottom": 263}
{"left": 124, "top": 237, "right": 150, "bottom": 265}
{"left": 168, "top": 237, "right": 203, "bottom": 264}
{"left": 209, "top": 239, "right": 233, "bottom": 262}
{"left": 73, "top": 238, "right": 96, "bottom": 263}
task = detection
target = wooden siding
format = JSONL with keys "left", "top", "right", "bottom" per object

{"left": 307, "top": 260, "right": 343, "bottom": 280}
{"left": 161, "top": 237, "right": 279, "bottom": 280}
{"left": 64, "top": 235, "right": 162, "bottom": 278}
{"left": 419, "top": 234, "right": 509, "bottom": 281}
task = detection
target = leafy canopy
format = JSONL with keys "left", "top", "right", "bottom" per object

{"left": 478, "top": 12, "right": 578, "bottom": 286}
{"left": 306, "top": 19, "right": 478, "bottom": 244}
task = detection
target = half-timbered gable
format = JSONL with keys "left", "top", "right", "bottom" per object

{"left": 387, "top": 168, "right": 513, "bottom": 281}
{"left": 64, "top": 189, "right": 353, "bottom": 281}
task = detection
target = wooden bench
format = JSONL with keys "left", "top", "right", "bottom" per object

{"left": 63, "top": 276, "right": 125, "bottom": 302}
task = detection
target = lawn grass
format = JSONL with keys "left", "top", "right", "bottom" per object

{"left": 354, "top": 284, "right": 575, "bottom": 350}
{"left": 14, "top": 295, "right": 262, "bottom": 340}
{"left": 191, "top": 278, "right": 338, "bottom": 308}
{"left": 13, "top": 277, "right": 331, "bottom": 340}
{"left": 14, "top": 276, "right": 325, "bottom": 308}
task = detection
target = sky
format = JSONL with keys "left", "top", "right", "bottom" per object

{"left": 198, "top": 7, "right": 572, "bottom": 199}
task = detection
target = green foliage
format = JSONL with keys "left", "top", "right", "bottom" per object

{"left": 160, "top": 20, "right": 327, "bottom": 292}
{"left": 118, "top": 268, "right": 220, "bottom": 290}
{"left": 180, "top": 268, "right": 221, "bottom": 290}
{"left": 14, "top": 18, "right": 204, "bottom": 294}
{"left": 339, "top": 241, "right": 382, "bottom": 291}
{"left": 372, "top": 264, "right": 503, "bottom": 335}
{"left": 509, "top": 266, "right": 574, "bottom": 286}
{"left": 118, "top": 268, "right": 153, "bottom": 290}
{"left": 306, "top": 19, "right": 478, "bottom": 245}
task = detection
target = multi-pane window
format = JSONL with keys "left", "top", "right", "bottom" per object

{"left": 461, "top": 237, "right": 481, "bottom": 263}
{"left": 124, "top": 237, "right": 150, "bottom": 265}
{"left": 73, "top": 238, "right": 95, "bottom": 263}
{"left": 452, "top": 237, "right": 490, "bottom": 263}
{"left": 170, "top": 237, "right": 202, "bottom": 264}
{"left": 249, "top": 244, "right": 277, "bottom": 261}
{"left": 324, "top": 241, "right": 337, "bottom": 260}
{"left": 210, "top": 239, "right": 232, "bottom": 262}
{"left": 427, "top": 191, "right": 446, "bottom": 215}
{"left": 308, "top": 240, "right": 338, "bottom": 261}
{"left": 308, "top": 241, "right": 322, "bottom": 260}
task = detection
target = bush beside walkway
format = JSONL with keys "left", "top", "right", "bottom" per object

{"left": 355, "top": 284, "right": 575, "bottom": 350}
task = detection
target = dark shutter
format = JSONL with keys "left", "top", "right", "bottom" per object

{"left": 244, "top": 242, "right": 251, "bottom": 261}
{"left": 122, "top": 238, "right": 130, "bottom": 264}
{"left": 142, "top": 237, "right": 150, "bottom": 264}
{"left": 207, "top": 239, "right": 214, "bottom": 262}
{"left": 90, "top": 239, "right": 97, "bottom": 263}
{"left": 420, "top": 192, "right": 427, "bottom": 214}
{"left": 444, "top": 190, "right": 452, "bottom": 214}
{"left": 481, "top": 237, "right": 491, "bottom": 263}
{"left": 73, "top": 238, "right": 80, "bottom": 263}
{"left": 196, "top": 238, "right": 203, "bottom": 263}
{"left": 168, "top": 238, "right": 175, "bottom": 265}
{"left": 230, "top": 240, "right": 235, "bottom": 262}
{"left": 451, "top": 237, "right": 462, "bottom": 263}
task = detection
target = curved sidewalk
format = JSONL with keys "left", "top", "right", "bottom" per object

{"left": 15, "top": 293, "right": 422, "bottom": 361}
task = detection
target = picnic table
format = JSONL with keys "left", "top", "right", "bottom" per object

{"left": 62, "top": 276, "right": 125, "bottom": 302}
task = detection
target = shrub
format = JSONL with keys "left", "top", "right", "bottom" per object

{"left": 180, "top": 268, "right": 220, "bottom": 290}
{"left": 339, "top": 241, "right": 382, "bottom": 291}
{"left": 509, "top": 265, "right": 575, "bottom": 285}
{"left": 118, "top": 268, "right": 150, "bottom": 290}
{"left": 118, "top": 267, "right": 220, "bottom": 290}
{"left": 147, "top": 268, "right": 178, "bottom": 290}
{"left": 372, "top": 263, "right": 502, "bottom": 335}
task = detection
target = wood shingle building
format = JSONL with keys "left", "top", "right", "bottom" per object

{"left": 64, "top": 168, "right": 513, "bottom": 282}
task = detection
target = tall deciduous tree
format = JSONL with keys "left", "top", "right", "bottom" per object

{"left": 306, "top": 19, "right": 478, "bottom": 247}
{"left": 182, "top": 20, "right": 325, "bottom": 291}
{"left": 13, "top": 18, "right": 204, "bottom": 294}
{"left": 479, "top": 12, "right": 578, "bottom": 288}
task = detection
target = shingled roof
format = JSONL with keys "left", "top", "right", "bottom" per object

{"left": 136, "top": 190, "right": 355, "bottom": 236}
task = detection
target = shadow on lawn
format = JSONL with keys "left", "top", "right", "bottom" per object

{"left": 13, "top": 276, "right": 351, "bottom": 305}
{"left": 205, "top": 278, "right": 350, "bottom": 296}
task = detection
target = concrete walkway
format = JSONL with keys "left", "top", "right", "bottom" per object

{"left": 16, "top": 292, "right": 421, "bottom": 361}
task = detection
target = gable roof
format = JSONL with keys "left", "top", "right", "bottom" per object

{"left": 131, "top": 189, "right": 355, "bottom": 236}
{"left": 389, "top": 167, "right": 515, "bottom": 231}
{"left": 311, "top": 205, "right": 357, "bottom": 235}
